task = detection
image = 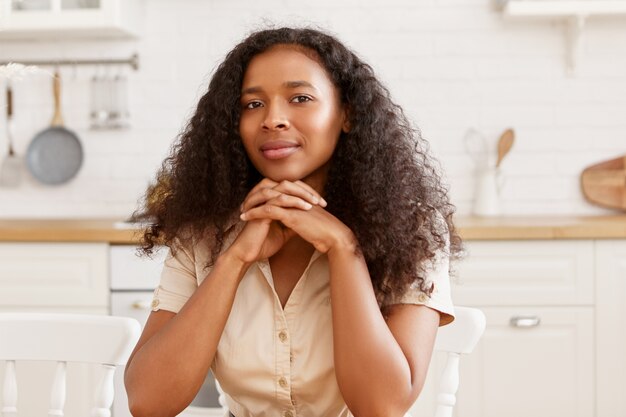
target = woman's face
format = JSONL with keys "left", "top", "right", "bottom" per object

{"left": 239, "top": 44, "right": 348, "bottom": 192}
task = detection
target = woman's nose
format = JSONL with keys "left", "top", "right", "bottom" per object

{"left": 262, "top": 104, "right": 290, "bottom": 130}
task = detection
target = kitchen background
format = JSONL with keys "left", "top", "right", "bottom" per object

{"left": 1, "top": 0, "right": 625, "bottom": 218}
{"left": 2, "top": 2, "right": 626, "bottom": 417}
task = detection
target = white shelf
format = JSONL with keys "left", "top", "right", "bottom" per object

{"left": 503, "top": 1, "right": 626, "bottom": 18}
{"left": 501, "top": 1, "right": 626, "bottom": 75}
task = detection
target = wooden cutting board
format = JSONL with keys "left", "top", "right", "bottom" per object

{"left": 581, "top": 155, "right": 626, "bottom": 211}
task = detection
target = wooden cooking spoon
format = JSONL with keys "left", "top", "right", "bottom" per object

{"left": 496, "top": 128, "right": 515, "bottom": 168}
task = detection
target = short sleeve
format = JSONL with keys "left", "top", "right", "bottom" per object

{"left": 151, "top": 244, "right": 198, "bottom": 314}
{"left": 391, "top": 247, "right": 455, "bottom": 327}
{"left": 382, "top": 212, "right": 456, "bottom": 327}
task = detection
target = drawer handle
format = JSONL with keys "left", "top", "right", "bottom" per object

{"left": 510, "top": 316, "right": 541, "bottom": 328}
{"left": 131, "top": 300, "right": 152, "bottom": 310}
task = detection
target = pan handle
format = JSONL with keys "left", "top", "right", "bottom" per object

{"left": 6, "top": 85, "right": 12, "bottom": 118}
{"left": 51, "top": 70, "right": 64, "bottom": 127}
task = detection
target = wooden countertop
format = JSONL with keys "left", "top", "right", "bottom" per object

{"left": 0, "top": 219, "right": 141, "bottom": 244}
{"left": 0, "top": 215, "right": 625, "bottom": 243}
{"left": 457, "top": 214, "right": 626, "bottom": 240}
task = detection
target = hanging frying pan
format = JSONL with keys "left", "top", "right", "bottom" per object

{"left": 26, "top": 70, "right": 83, "bottom": 185}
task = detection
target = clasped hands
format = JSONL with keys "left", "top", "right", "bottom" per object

{"left": 226, "top": 178, "right": 355, "bottom": 265}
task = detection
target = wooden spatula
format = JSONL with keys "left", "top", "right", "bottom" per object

{"left": 496, "top": 128, "right": 515, "bottom": 168}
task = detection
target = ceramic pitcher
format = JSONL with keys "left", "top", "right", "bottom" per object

{"left": 472, "top": 167, "right": 505, "bottom": 216}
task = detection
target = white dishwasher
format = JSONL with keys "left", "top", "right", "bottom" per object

{"left": 110, "top": 245, "right": 223, "bottom": 417}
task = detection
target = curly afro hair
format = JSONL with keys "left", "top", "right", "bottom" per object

{"left": 135, "top": 25, "right": 463, "bottom": 307}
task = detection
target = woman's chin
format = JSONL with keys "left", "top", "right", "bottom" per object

{"left": 259, "top": 169, "right": 306, "bottom": 183}
{"left": 256, "top": 165, "right": 327, "bottom": 193}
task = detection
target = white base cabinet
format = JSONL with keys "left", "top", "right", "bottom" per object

{"left": 412, "top": 239, "right": 611, "bottom": 417}
{"left": 451, "top": 240, "right": 595, "bottom": 416}
{"left": 412, "top": 307, "right": 594, "bottom": 417}
{"left": 456, "top": 307, "right": 594, "bottom": 417}
{"left": 0, "top": 242, "right": 109, "bottom": 417}
{"left": 0, "top": 242, "right": 109, "bottom": 310}
{"left": 595, "top": 240, "right": 626, "bottom": 417}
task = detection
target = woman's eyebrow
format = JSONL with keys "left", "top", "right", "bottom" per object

{"left": 241, "top": 80, "right": 319, "bottom": 95}
{"left": 283, "top": 80, "right": 318, "bottom": 91}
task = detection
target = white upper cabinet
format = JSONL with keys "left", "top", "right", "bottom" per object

{"left": 0, "top": 0, "right": 143, "bottom": 39}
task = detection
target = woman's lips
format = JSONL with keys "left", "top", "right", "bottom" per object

{"left": 260, "top": 141, "right": 301, "bottom": 160}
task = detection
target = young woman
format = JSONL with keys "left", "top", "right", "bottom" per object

{"left": 124, "top": 26, "right": 463, "bottom": 417}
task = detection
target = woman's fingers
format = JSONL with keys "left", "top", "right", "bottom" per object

{"left": 275, "top": 180, "right": 327, "bottom": 207}
{"left": 242, "top": 187, "right": 282, "bottom": 211}
{"left": 240, "top": 203, "right": 292, "bottom": 223}
{"left": 248, "top": 178, "right": 278, "bottom": 195}
{"left": 292, "top": 180, "right": 327, "bottom": 206}
{"left": 241, "top": 194, "right": 314, "bottom": 221}
{"left": 262, "top": 192, "right": 315, "bottom": 211}
{"left": 240, "top": 178, "right": 279, "bottom": 212}
{"left": 241, "top": 179, "right": 327, "bottom": 212}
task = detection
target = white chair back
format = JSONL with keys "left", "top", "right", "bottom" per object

{"left": 0, "top": 313, "right": 140, "bottom": 417}
{"left": 432, "top": 306, "right": 486, "bottom": 417}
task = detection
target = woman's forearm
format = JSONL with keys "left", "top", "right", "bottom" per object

{"left": 124, "top": 251, "right": 250, "bottom": 417}
{"left": 327, "top": 242, "right": 414, "bottom": 417}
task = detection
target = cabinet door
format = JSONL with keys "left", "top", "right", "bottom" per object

{"left": 452, "top": 240, "right": 594, "bottom": 306}
{"left": 595, "top": 240, "right": 626, "bottom": 417}
{"left": 0, "top": 242, "right": 109, "bottom": 308}
{"left": 411, "top": 306, "right": 594, "bottom": 417}
{"left": 110, "top": 244, "right": 166, "bottom": 290}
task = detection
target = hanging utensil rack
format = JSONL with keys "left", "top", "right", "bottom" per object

{"left": 0, "top": 53, "right": 139, "bottom": 130}
{"left": 0, "top": 53, "right": 139, "bottom": 70}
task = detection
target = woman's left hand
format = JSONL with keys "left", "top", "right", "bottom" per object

{"left": 240, "top": 195, "right": 355, "bottom": 254}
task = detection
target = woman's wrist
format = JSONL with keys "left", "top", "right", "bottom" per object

{"left": 216, "top": 249, "right": 253, "bottom": 281}
{"left": 327, "top": 231, "right": 358, "bottom": 257}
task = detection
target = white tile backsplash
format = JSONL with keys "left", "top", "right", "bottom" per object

{"left": 0, "top": 0, "right": 625, "bottom": 218}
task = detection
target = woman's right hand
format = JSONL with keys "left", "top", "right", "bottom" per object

{"left": 225, "top": 179, "right": 327, "bottom": 264}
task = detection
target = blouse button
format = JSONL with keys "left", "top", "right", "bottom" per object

{"left": 284, "top": 411, "right": 294, "bottom": 417}
{"left": 151, "top": 299, "right": 160, "bottom": 309}
{"left": 417, "top": 293, "right": 428, "bottom": 303}
{"left": 278, "top": 331, "right": 288, "bottom": 342}
{"left": 278, "top": 377, "right": 288, "bottom": 389}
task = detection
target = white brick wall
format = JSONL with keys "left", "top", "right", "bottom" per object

{"left": 0, "top": 0, "right": 625, "bottom": 218}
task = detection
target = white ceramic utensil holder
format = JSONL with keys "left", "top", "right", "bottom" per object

{"left": 473, "top": 167, "right": 505, "bottom": 216}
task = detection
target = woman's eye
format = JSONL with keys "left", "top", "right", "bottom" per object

{"left": 291, "top": 95, "right": 312, "bottom": 104}
{"left": 244, "top": 101, "right": 262, "bottom": 110}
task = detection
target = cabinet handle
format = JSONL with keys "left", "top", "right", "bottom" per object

{"left": 131, "top": 300, "right": 151, "bottom": 310}
{"left": 509, "top": 316, "right": 541, "bottom": 328}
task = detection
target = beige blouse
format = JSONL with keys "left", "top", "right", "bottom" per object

{"left": 151, "top": 220, "right": 455, "bottom": 417}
